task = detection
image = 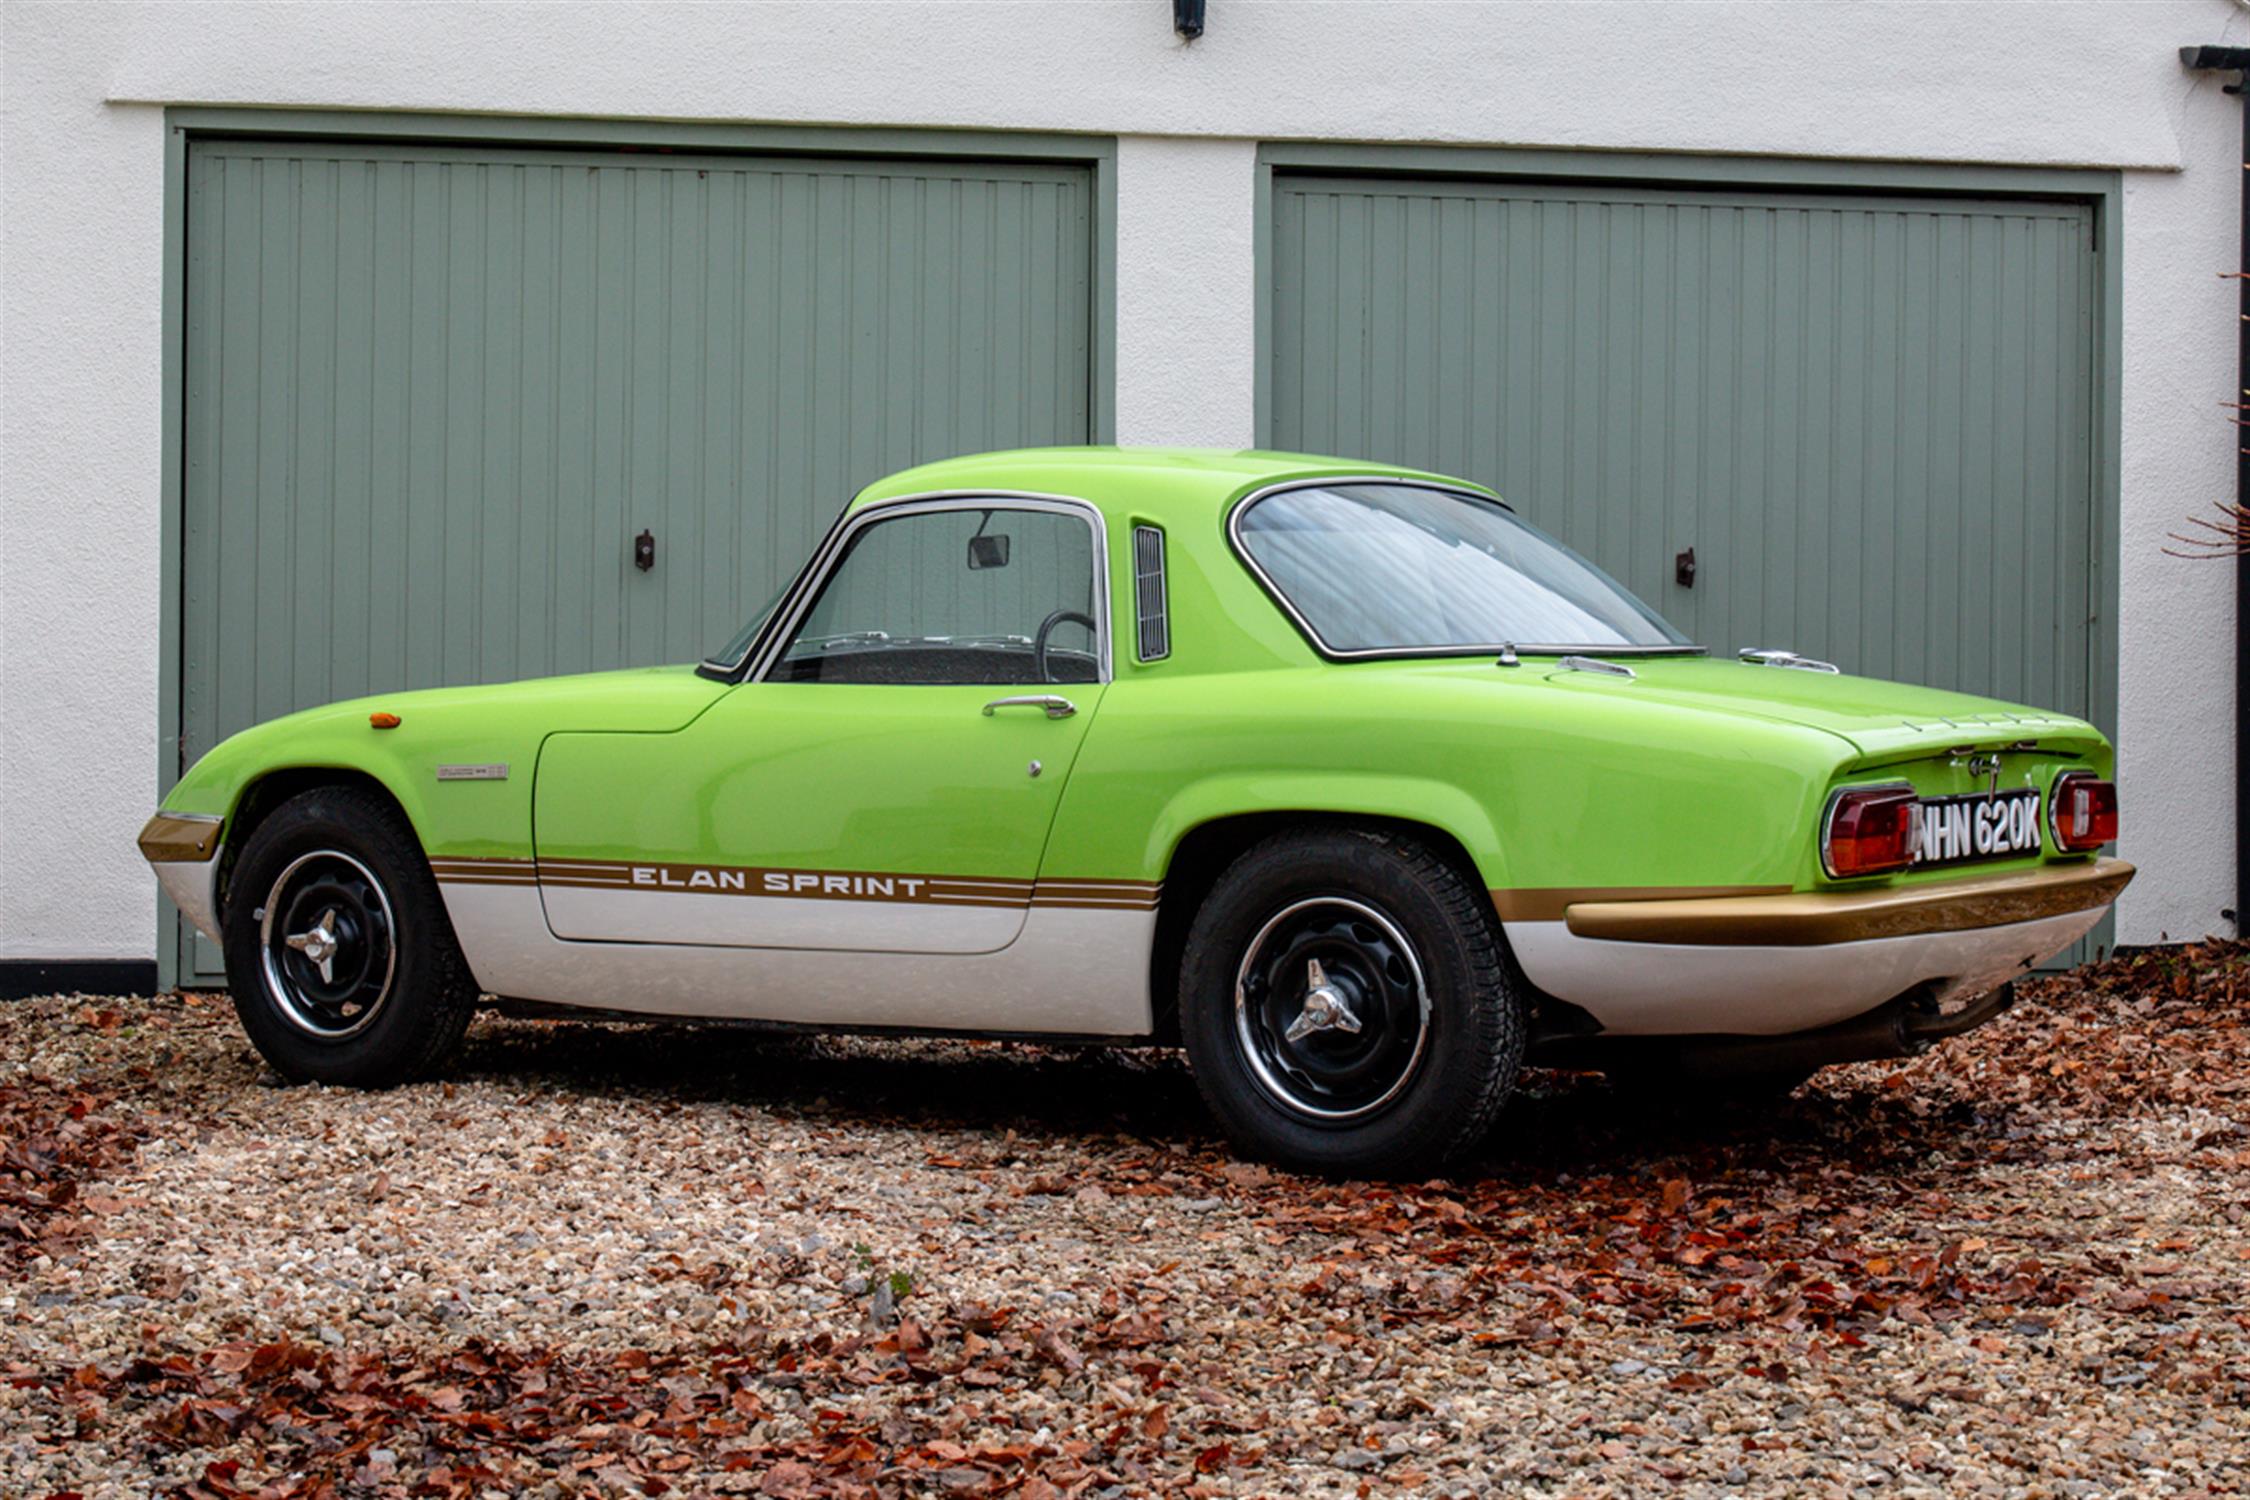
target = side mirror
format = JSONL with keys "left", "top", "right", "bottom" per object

{"left": 968, "top": 533, "right": 1011, "bottom": 570}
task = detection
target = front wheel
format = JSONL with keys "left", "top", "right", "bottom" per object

{"left": 1177, "top": 827, "right": 1525, "bottom": 1176}
{"left": 221, "top": 785, "right": 478, "bottom": 1087}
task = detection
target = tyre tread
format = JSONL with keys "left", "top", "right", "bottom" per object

{"left": 1371, "top": 828, "right": 1522, "bottom": 1165}
{"left": 1178, "top": 824, "right": 1525, "bottom": 1175}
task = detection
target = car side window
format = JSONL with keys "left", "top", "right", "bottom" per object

{"left": 771, "top": 506, "right": 1101, "bottom": 686}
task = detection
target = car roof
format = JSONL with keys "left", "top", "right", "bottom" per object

{"left": 850, "top": 446, "right": 1494, "bottom": 522}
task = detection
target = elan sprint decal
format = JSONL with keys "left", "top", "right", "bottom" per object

{"left": 454, "top": 857, "right": 1164, "bottom": 910}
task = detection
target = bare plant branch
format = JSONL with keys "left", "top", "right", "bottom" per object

{"left": 2164, "top": 499, "right": 2250, "bottom": 558}
{"left": 2173, "top": 388, "right": 2250, "bottom": 557}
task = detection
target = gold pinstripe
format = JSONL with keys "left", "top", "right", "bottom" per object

{"left": 429, "top": 857, "right": 1161, "bottom": 910}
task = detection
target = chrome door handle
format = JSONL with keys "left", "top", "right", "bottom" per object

{"left": 982, "top": 695, "right": 1076, "bottom": 719}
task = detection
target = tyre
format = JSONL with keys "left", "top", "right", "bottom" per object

{"left": 221, "top": 785, "right": 478, "bottom": 1087}
{"left": 1176, "top": 827, "right": 1524, "bottom": 1176}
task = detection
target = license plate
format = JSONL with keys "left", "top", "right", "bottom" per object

{"left": 1915, "top": 789, "right": 2042, "bottom": 869}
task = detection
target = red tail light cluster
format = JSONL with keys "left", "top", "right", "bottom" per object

{"left": 2050, "top": 772, "right": 2119, "bottom": 852}
{"left": 1822, "top": 784, "right": 1923, "bottom": 878}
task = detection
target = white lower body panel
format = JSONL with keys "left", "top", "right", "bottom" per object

{"left": 1506, "top": 906, "right": 2106, "bottom": 1036}
{"left": 155, "top": 857, "right": 223, "bottom": 944}
{"left": 538, "top": 883, "right": 1026, "bottom": 954}
{"left": 441, "top": 884, "right": 1155, "bottom": 1036}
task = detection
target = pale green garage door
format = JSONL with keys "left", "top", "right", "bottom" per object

{"left": 1268, "top": 173, "right": 2100, "bottom": 718}
{"left": 179, "top": 138, "right": 1095, "bottom": 980}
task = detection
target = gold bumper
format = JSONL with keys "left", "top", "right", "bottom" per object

{"left": 1563, "top": 857, "right": 2135, "bottom": 947}
{"left": 137, "top": 811, "right": 222, "bottom": 863}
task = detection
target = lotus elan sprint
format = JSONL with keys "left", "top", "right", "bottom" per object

{"left": 141, "top": 449, "right": 2130, "bottom": 1174}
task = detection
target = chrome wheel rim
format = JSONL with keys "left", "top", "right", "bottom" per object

{"left": 1232, "top": 896, "right": 1431, "bottom": 1122}
{"left": 257, "top": 850, "right": 397, "bottom": 1039}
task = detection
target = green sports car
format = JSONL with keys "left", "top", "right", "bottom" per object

{"left": 140, "top": 448, "right": 2130, "bottom": 1174}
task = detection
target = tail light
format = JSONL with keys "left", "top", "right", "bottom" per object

{"left": 1822, "top": 784, "right": 1922, "bottom": 878}
{"left": 2049, "top": 772, "right": 2119, "bottom": 852}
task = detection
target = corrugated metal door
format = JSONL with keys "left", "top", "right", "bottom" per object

{"left": 1269, "top": 174, "right": 2099, "bottom": 719}
{"left": 179, "top": 139, "right": 1095, "bottom": 981}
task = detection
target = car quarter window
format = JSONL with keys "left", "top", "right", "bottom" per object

{"left": 770, "top": 505, "right": 1102, "bottom": 686}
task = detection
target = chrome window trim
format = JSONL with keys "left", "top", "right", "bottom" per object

{"left": 1224, "top": 476, "right": 1705, "bottom": 662}
{"left": 742, "top": 490, "right": 1114, "bottom": 687}
{"left": 698, "top": 501, "right": 854, "bottom": 681}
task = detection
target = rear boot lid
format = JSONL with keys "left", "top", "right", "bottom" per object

{"left": 1606, "top": 657, "right": 2104, "bottom": 762}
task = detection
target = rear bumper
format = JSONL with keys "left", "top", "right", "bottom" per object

{"left": 1562, "top": 858, "right": 2134, "bottom": 946}
{"left": 1504, "top": 859, "right": 2130, "bottom": 1038}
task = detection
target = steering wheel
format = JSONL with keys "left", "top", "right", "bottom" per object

{"left": 1033, "top": 609, "right": 1097, "bottom": 684}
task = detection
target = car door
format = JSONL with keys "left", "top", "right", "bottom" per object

{"left": 532, "top": 496, "right": 1109, "bottom": 954}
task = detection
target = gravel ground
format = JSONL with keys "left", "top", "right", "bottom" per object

{"left": 2, "top": 943, "right": 2246, "bottom": 1498}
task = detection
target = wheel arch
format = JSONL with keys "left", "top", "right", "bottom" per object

{"left": 1144, "top": 806, "right": 1498, "bottom": 1045}
{"left": 214, "top": 766, "right": 424, "bottom": 924}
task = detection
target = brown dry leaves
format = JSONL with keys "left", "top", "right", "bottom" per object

{"left": 0, "top": 1013, "right": 155, "bottom": 1268}
{"left": 24, "top": 1322, "right": 1168, "bottom": 1500}
{"left": 2, "top": 942, "right": 2246, "bottom": 1497}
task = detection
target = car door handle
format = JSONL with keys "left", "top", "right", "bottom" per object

{"left": 982, "top": 695, "right": 1077, "bottom": 719}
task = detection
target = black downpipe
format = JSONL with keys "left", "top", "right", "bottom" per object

{"left": 2179, "top": 46, "right": 2250, "bottom": 937}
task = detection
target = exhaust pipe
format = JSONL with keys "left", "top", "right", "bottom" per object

{"left": 1534, "top": 981, "right": 2018, "bottom": 1079}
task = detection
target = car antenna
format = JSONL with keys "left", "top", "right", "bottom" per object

{"left": 1495, "top": 642, "right": 1520, "bottom": 668}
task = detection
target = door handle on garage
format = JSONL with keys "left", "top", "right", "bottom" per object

{"left": 983, "top": 695, "right": 1077, "bottom": 719}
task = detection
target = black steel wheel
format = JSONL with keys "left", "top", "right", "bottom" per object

{"left": 1178, "top": 826, "right": 1524, "bottom": 1176}
{"left": 1232, "top": 896, "right": 1430, "bottom": 1121}
{"left": 222, "top": 785, "right": 477, "bottom": 1087}
{"left": 257, "top": 849, "right": 398, "bottom": 1039}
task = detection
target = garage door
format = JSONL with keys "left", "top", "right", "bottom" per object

{"left": 1268, "top": 173, "right": 2099, "bottom": 719}
{"left": 178, "top": 137, "right": 1096, "bottom": 980}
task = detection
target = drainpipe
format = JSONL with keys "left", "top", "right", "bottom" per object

{"left": 2179, "top": 45, "right": 2250, "bottom": 937}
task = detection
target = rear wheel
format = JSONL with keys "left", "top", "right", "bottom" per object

{"left": 221, "top": 786, "right": 477, "bottom": 1087}
{"left": 1177, "top": 827, "right": 1523, "bottom": 1176}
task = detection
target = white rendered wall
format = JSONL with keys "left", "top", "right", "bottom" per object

{"left": 1, "top": 0, "right": 2241, "bottom": 960}
{"left": 2, "top": 6, "right": 169, "bottom": 962}
{"left": 1114, "top": 136, "right": 1259, "bottom": 451}
{"left": 2117, "top": 82, "right": 2244, "bottom": 944}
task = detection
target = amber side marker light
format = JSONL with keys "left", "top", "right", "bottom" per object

{"left": 1822, "top": 784, "right": 1923, "bottom": 878}
{"left": 2050, "top": 772, "right": 2119, "bottom": 852}
{"left": 369, "top": 711, "right": 402, "bottom": 730}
